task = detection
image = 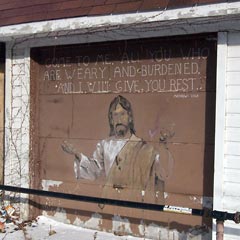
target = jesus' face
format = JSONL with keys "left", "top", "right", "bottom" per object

{"left": 112, "top": 104, "right": 131, "bottom": 138}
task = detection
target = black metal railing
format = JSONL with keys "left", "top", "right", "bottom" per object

{"left": 0, "top": 184, "right": 239, "bottom": 223}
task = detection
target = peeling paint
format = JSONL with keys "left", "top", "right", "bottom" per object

{"left": 73, "top": 217, "right": 84, "bottom": 227}
{"left": 189, "top": 196, "right": 213, "bottom": 209}
{"left": 84, "top": 213, "right": 102, "bottom": 230}
{"left": 164, "top": 192, "right": 168, "bottom": 199}
{"left": 41, "top": 179, "right": 63, "bottom": 191}
{"left": 112, "top": 215, "right": 132, "bottom": 235}
{"left": 138, "top": 222, "right": 171, "bottom": 239}
{"left": 138, "top": 221, "right": 211, "bottom": 240}
{"left": 42, "top": 208, "right": 70, "bottom": 224}
{"left": 187, "top": 225, "right": 211, "bottom": 240}
{"left": 190, "top": 196, "right": 202, "bottom": 204}
{"left": 1, "top": 2, "right": 240, "bottom": 41}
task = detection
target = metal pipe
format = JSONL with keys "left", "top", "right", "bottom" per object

{"left": 216, "top": 220, "right": 224, "bottom": 240}
{"left": 0, "top": 184, "right": 239, "bottom": 228}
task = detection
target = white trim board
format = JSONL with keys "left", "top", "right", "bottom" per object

{"left": 214, "top": 32, "right": 228, "bottom": 211}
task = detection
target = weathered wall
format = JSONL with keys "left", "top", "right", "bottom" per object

{"left": 4, "top": 45, "right": 30, "bottom": 219}
{"left": 1, "top": 3, "right": 240, "bottom": 239}
{"left": 0, "top": 0, "right": 228, "bottom": 27}
{"left": 27, "top": 34, "right": 216, "bottom": 239}
{"left": 3, "top": 34, "right": 217, "bottom": 239}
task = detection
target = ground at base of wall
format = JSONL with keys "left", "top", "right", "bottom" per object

{"left": 0, "top": 215, "right": 150, "bottom": 240}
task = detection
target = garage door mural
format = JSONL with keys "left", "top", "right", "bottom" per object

{"left": 30, "top": 34, "right": 217, "bottom": 238}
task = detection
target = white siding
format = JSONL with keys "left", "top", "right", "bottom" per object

{"left": 227, "top": 58, "right": 240, "bottom": 72}
{"left": 221, "top": 32, "right": 240, "bottom": 240}
{"left": 225, "top": 128, "right": 240, "bottom": 142}
{"left": 224, "top": 182, "right": 240, "bottom": 197}
{"left": 224, "top": 156, "right": 240, "bottom": 169}
{"left": 227, "top": 86, "right": 240, "bottom": 99}
{"left": 226, "top": 100, "right": 240, "bottom": 113}
{"left": 226, "top": 114, "right": 240, "bottom": 128}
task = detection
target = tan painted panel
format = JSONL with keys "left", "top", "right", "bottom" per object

{"left": 30, "top": 34, "right": 217, "bottom": 237}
